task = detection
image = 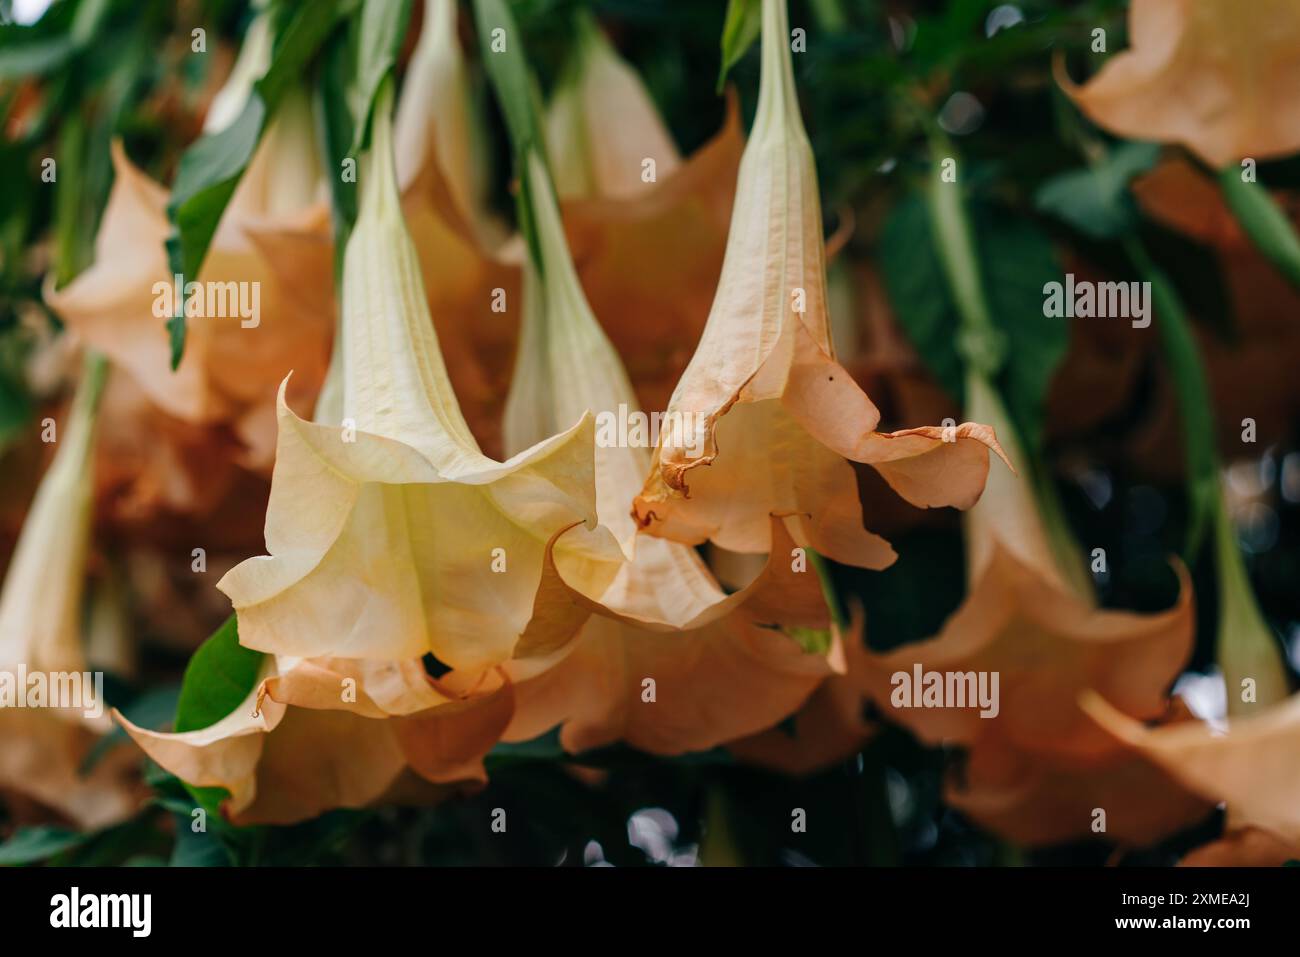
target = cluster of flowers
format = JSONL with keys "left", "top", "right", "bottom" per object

{"left": 1, "top": 0, "right": 1297, "bottom": 865}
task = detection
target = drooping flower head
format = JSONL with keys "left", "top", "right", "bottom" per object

{"left": 1084, "top": 688, "right": 1300, "bottom": 863}
{"left": 118, "top": 79, "right": 624, "bottom": 822}
{"left": 860, "top": 372, "right": 1202, "bottom": 846}
{"left": 393, "top": 0, "right": 521, "bottom": 457}
{"left": 215, "top": 81, "right": 620, "bottom": 676}
{"left": 1061, "top": 0, "right": 1300, "bottom": 169}
{"left": 0, "top": 356, "right": 142, "bottom": 829}
{"left": 45, "top": 10, "right": 334, "bottom": 471}
{"left": 546, "top": 15, "right": 744, "bottom": 428}
{"left": 633, "top": 0, "right": 1002, "bottom": 568}
{"left": 545, "top": 11, "right": 682, "bottom": 202}
{"left": 497, "top": 140, "right": 843, "bottom": 755}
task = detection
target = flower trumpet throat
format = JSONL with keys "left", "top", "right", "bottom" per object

{"left": 632, "top": 0, "right": 1005, "bottom": 568}
{"left": 216, "top": 86, "right": 621, "bottom": 675}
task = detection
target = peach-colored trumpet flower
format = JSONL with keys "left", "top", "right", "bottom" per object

{"left": 542, "top": 12, "right": 744, "bottom": 422}
{"left": 119, "top": 647, "right": 513, "bottom": 825}
{"left": 45, "top": 11, "right": 333, "bottom": 472}
{"left": 216, "top": 85, "right": 620, "bottom": 675}
{"left": 0, "top": 358, "right": 141, "bottom": 829}
{"left": 1060, "top": 0, "right": 1300, "bottom": 169}
{"left": 498, "top": 151, "right": 843, "bottom": 755}
{"left": 394, "top": 0, "right": 520, "bottom": 457}
{"left": 1084, "top": 689, "right": 1300, "bottom": 865}
{"left": 545, "top": 12, "right": 682, "bottom": 202}
{"left": 860, "top": 373, "right": 1204, "bottom": 846}
{"left": 118, "top": 89, "right": 624, "bottom": 823}
{"left": 633, "top": 0, "right": 1001, "bottom": 568}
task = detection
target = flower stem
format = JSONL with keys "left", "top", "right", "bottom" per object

{"left": 1212, "top": 479, "right": 1291, "bottom": 714}
{"left": 923, "top": 130, "right": 1006, "bottom": 378}
{"left": 807, "top": 547, "right": 847, "bottom": 631}
{"left": 1121, "top": 239, "right": 1290, "bottom": 710}
{"left": 1217, "top": 166, "right": 1300, "bottom": 293}
{"left": 923, "top": 133, "right": 1089, "bottom": 599}
{"left": 1121, "top": 236, "right": 1218, "bottom": 562}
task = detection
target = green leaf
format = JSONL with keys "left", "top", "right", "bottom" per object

{"left": 58, "top": 813, "right": 171, "bottom": 867}
{"left": 166, "top": 96, "right": 266, "bottom": 280}
{"left": 168, "top": 813, "right": 233, "bottom": 867}
{"left": 472, "top": 0, "right": 549, "bottom": 268}
{"left": 0, "top": 366, "right": 31, "bottom": 451}
{"left": 52, "top": 111, "right": 89, "bottom": 286}
{"left": 880, "top": 193, "right": 965, "bottom": 401}
{"left": 981, "top": 212, "right": 1071, "bottom": 455}
{"left": 0, "top": 827, "right": 86, "bottom": 865}
{"left": 319, "top": 19, "right": 361, "bottom": 266}
{"left": 174, "top": 614, "right": 264, "bottom": 735}
{"left": 350, "top": 0, "right": 413, "bottom": 154}
{"left": 908, "top": 0, "right": 999, "bottom": 72}
{"left": 0, "top": 0, "right": 109, "bottom": 80}
{"left": 170, "top": 615, "right": 264, "bottom": 819}
{"left": 717, "top": 0, "right": 761, "bottom": 92}
{"left": 165, "top": 313, "right": 187, "bottom": 368}
{"left": 165, "top": 0, "right": 351, "bottom": 367}
{"left": 0, "top": 35, "right": 75, "bottom": 80}
{"left": 1035, "top": 141, "right": 1161, "bottom": 240}
{"left": 473, "top": 0, "right": 546, "bottom": 161}
{"left": 257, "top": 0, "right": 357, "bottom": 111}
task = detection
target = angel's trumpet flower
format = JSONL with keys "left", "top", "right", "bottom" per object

{"left": 118, "top": 350, "right": 526, "bottom": 824}
{"left": 394, "top": 0, "right": 520, "bottom": 456}
{"left": 215, "top": 85, "right": 620, "bottom": 675}
{"left": 118, "top": 71, "right": 623, "bottom": 829}
{"left": 119, "top": 635, "right": 516, "bottom": 825}
{"left": 0, "top": 357, "right": 140, "bottom": 829}
{"left": 498, "top": 151, "right": 842, "bottom": 755}
{"left": 395, "top": 0, "right": 502, "bottom": 248}
{"left": 860, "top": 373, "right": 1206, "bottom": 846}
{"left": 1084, "top": 688, "right": 1300, "bottom": 865}
{"left": 547, "top": 17, "right": 744, "bottom": 423}
{"left": 1080, "top": 491, "right": 1297, "bottom": 862}
{"left": 45, "top": 12, "right": 334, "bottom": 471}
{"left": 546, "top": 12, "right": 682, "bottom": 202}
{"left": 1061, "top": 0, "right": 1300, "bottom": 169}
{"left": 633, "top": 0, "right": 1002, "bottom": 568}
